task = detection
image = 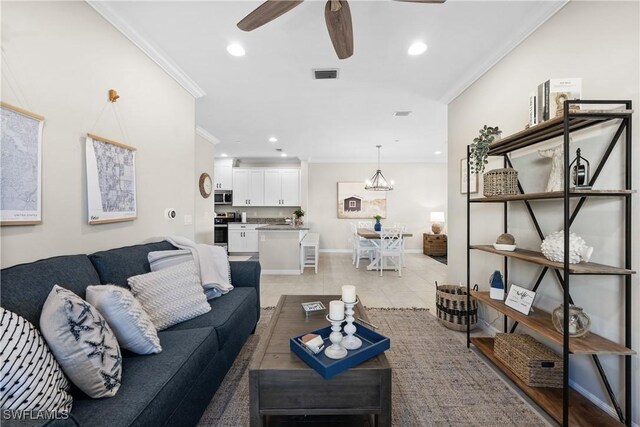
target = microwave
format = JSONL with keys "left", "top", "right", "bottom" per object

{"left": 214, "top": 191, "right": 232, "bottom": 205}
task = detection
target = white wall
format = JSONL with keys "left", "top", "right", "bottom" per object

{"left": 1, "top": 2, "right": 197, "bottom": 267}
{"left": 308, "top": 162, "right": 447, "bottom": 251}
{"left": 195, "top": 135, "right": 214, "bottom": 244}
{"left": 447, "top": 1, "right": 639, "bottom": 423}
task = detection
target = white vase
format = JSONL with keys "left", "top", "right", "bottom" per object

{"left": 540, "top": 230, "right": 594, "bottom": 264}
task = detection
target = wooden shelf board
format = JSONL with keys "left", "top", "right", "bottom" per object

{"left": 487, "top": 110, "right": 633, "bottom": 155}
{"left": 469, "top": 189, "right": 635, "bottom": 203}
{"left": 471, "top": 292, "right": 635, "bottom": 355}
{"left": 470, "top": 245, "right": 636, "bottom": 276}
{"left": 471, "top": 337, "right": 625, "bottom": 427}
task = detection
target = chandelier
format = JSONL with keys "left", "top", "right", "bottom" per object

{"left": 365, "top": 145, "right": 393, "bottom": 191}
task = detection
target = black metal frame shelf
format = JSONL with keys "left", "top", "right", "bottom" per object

{"left": 465, "top": 100, "right": 634, "bottom": 426}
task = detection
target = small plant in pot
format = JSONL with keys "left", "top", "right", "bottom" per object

{"left": 293, "top": 209, "right": 305, "bottom": 226}
{"left": 469, "top": 125, "right": 502, "bottom": 174}
{"left": 373, "top": 215, "right": 382, "bottom": 232}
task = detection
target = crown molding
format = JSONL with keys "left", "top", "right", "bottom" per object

{"left": 87, "top": 1, "right": 206, "bottom": 99}
{"left": 441, "top": 0, "right": 568, "bottom": 104}
{"left": 196, "top": 126, "right": 220, "bottom": 145}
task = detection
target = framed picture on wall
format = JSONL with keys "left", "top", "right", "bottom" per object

{"left": 85, "top": 134, "right": 137, "bottom": 224}
{"left": 460, "top": 158, "right": 478, "bottom": 194}
{"left": 337, "top": 182, "right": 387, "bottom": 219}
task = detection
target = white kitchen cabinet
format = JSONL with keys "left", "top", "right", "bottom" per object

{"left": 214, "top": 159, "right": 233, "bottom": 190}
{"left": 232, "top": 169, "right": 264, "bottom": 206}
{"left": 263, "top": 169, "right": 300, "bottom": 207}
{"left": 228, "top": 224, "right": 260, "bottom": 252}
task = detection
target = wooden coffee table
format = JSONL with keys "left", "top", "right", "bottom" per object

{"left": 249, "top": 295, "right": 392, "bottom": 427}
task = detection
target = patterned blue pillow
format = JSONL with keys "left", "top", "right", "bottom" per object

{"left": 39, "top": 286, "right": 121, "bottom": 398}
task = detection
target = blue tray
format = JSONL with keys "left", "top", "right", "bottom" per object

{"left": 290, "top": 322, "right": 390, "bottom": 379}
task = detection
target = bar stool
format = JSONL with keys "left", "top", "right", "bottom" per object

{"left": 301, "top": 233, "right": 320, "bottom": 274}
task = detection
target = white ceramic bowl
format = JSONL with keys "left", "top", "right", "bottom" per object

{"left": 493, "top": 243, "right": 517, "bottom": 251}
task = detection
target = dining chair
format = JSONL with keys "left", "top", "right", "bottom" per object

{"left": 377, "top": 227, "right": 403, "bottom": 277}
{"left": 358, "top": 221, "right": 373, "bottom": 229}
{"left": 351, "top": 223, "right": 375, "bottom": 268}
{"left": 393, "top": 223, "right": 407, "bottom": 267}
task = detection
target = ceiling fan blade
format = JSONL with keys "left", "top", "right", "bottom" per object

{"left": 325, "top": 0, "right": 353, "bottom": 60}
{"left": 393, "top": 0, "right": 446, "bottom": 3}
{"left": 237, "top": 0, "right": 304, "bottom": 32}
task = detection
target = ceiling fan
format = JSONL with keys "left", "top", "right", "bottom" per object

{"left": 237, "top": 0, "right": 446, "bottom": 60}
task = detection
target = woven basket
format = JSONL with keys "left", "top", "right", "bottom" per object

{"left": 435, "top": 283, "right": 478, "bottom": 332}
{"left": 483, "top": 168, "right": 518, "bottom": 197}
{"left": 494, "top": 333, "right": 563, "bottom": 388}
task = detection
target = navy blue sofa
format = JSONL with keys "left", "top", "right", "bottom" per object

{"left": 1, "top": 241, "right": 261, "bottom": 427}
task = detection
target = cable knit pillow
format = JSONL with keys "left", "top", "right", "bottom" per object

{"left": 39, "top": 286, "right": 121, "bottom": 398}
{"left": 127, "top": 261, "right": 210, "bottom": 331}
{"left": 0, "top": 308, "right": 73, "bottom": 414}
{"left": 86, "top": 285, "right": 161, "bottom": 355}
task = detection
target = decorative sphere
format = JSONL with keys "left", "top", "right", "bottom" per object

{"left": 496, "top": 233, "right": 515, "bottom": 245}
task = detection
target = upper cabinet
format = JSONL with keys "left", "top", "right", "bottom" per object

{"left": 232, "top": 168, "right": 265, "bottom": 206}
{"left": 265, "top": 169, "right": 300, "bottom": 206}
{"left": 233, "top": 168, "right": 301, "bottom": 207}
{"left": 214, "top": 159, "right": 233, "bottom": 190}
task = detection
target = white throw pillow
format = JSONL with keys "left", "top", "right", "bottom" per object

{"left": 39, "top": 286, "right": 122, "bottom": 398}
{"left": 86, "top": 285, "right": 162, "bottom": 355}
{"left": 128, "top": 261, "right": 210, "bottom": 331}
{"left": 0, "top": 308, "right": 73, "bottom": 413}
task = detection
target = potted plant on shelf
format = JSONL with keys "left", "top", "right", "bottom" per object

{"left": 373, "top": 214, "right": 382, "bottom": 231}
{"left": 293, "top": 209, "right": 305, "bottom": 226}
{"left": 469, "top": 125, "right": 502, "bottom": 174}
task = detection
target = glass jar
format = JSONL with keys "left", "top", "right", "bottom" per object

{"left": 552, "top": 305, "right": 591, "bottom": 338}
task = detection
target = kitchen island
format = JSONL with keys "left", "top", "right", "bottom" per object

{"left": 258, "top": 224, "right": 309, "bottom": 275}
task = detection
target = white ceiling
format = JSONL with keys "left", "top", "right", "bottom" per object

{"left": 91, "top": 0, "right": 565, "bottom": 163}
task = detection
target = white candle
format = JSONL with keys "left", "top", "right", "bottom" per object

{"left": 342, "top": 285, "right": 356, "bottom": 303}
{"left": 329, "top": 300, "right": 345, "bottom": 320}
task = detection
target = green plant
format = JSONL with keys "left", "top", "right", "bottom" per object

{"left": 293, "top": 209, "right": 305, "bottom": 219}
{"left": 373, "top": 215, "right": 382, "bottom": 221}
{"left": 469, "top": 125, "right": 502, "bottom": 174}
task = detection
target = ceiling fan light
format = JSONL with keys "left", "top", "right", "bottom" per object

{"left": 226, "top": 43, "right": 246, "bottom": 57}
{"left": 408, "top": 42, "right": 428, "bottom": 56}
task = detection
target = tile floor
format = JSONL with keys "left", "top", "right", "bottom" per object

{"left": 260, "top": 252, "right": 447, "bottom": 310}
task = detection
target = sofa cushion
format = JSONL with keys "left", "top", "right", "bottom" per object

{"left": 1, "top": 255, "right": 100, "bottom": 325}
{"left": 88, "top": 241, "right": 176, "bottom": 287}
{"left": 166, "top": 287, "right": 257, "bottom": 349}
{"left": 69, "top": 327, "right": 218, "bottom": 427}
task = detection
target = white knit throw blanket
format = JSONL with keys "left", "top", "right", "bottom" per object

{"left": 165, "top": 236, "right": 233, "bottom": 295}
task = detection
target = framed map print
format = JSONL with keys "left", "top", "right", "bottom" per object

{"left": 1, "top": 102, "right": 45, "bottom": 225}
{"left": 85, "top": 134, "right": 137, "bottom": 224}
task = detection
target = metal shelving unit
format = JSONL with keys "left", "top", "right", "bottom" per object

{"left": 465, "top": 100, "right": 635, "bottom": 426}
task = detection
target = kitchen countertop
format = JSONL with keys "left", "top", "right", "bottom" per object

{"left": 257, "top": 224, "right": 310, "bottom": 231}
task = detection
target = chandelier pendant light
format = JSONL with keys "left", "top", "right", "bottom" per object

{"left": 365, "top": 145, "right": 393, "bottom": 191}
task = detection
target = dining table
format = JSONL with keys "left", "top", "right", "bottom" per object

{"left": 357, "top": 228, "right": 413, "bottom": 271}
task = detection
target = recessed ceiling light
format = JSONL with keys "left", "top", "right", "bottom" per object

{"left": 221, "top": 153, "right": 228, "bottom": 157}
{"left": 408, "top": 42, "right": 428, "bottom": 56}
{"left": 281, "top": 153, "right": 288, "bottom": 157}
{"left": 434, "top": 151, "right": 442, "bottom": 155}
{"left": 226, "top": 43, "right": 245, "bottom": 57}
{"left": 269, "top": 137, "right": 278, "bottom": 143}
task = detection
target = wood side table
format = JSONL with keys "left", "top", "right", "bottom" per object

{"left": 423, "top": 233, "right": 447, "bottom": 256}
{"left": 249, "top": 295, "right": 391, "bottom": 426}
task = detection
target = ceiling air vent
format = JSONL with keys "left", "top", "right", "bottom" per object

{"left": 394, "top": 111, "right": 412, "bottom": 117}
{"left": 313, "top": 68, "right": 339, "bottom": 80}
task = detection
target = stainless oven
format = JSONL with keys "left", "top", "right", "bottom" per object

{"left": 214, "top": 191, "right": 232, "bottom": 205}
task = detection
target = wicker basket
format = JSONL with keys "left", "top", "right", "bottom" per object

{"left": 483, "top": 168, "right": 518, "bottom": 197}
{"left": 494, "top": 333, "right": 563, "bottom": 388}
{"left": 435, "top": 282, "right": 478, "bottom": 331}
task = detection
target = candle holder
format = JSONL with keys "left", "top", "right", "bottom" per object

{"left": 341, "top": 299, "right": 362, "bottom": 350}
{"left": 324, "top": 315, "right": 348, "bottom": 360}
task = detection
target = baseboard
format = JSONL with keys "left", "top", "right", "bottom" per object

{"left": 261, "top": 269, "right": 300, "bottom": 275}
{"left": 477, "top": 317, "right": 637, "bottom": 426}
{"left": 318, "top": 249, "right": 352, "bottom": 253}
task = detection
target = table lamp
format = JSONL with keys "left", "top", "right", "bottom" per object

{"left": 430, "top": 212, "right": 445, "bottom": 234}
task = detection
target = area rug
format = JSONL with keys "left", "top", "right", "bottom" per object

{"left": 197, "top": 308, "right": 548, "bottom": 427}
{"left": 429, "top": 255, "right": 447, "bottom": 265}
